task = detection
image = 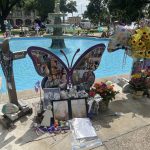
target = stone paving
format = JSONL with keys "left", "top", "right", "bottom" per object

{"left": 0, "top": 81, "right": 150, "bottom": 150}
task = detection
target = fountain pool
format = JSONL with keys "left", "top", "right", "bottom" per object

{"left": 0, "top": 37, "right": 132, "bottom": 92}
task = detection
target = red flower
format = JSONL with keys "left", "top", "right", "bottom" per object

{"left": 89, "top": 81, "right": 119, "bottom": 101}
{"left": 89, "top": 91, "right": 96, "bottom": 97}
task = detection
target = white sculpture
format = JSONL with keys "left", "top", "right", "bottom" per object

{"left": 41, "top": 105, "right": 53, "bottom": 127}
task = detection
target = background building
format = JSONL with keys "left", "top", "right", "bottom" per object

{"left": 68, "top": 16, "right": 81, "bottom": 25}
{"left": 7, "top": 8, "right": 37, "bottom": 27}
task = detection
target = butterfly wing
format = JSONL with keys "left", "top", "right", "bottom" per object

{"left": 27, "top": 46, "right": 69, "bottom": 89}
{"left": 71, "top": 44, "right": 106, "bottom": 91}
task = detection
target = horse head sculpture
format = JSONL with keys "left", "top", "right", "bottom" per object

{"left": 107, "top": 24, "right": 136, "bottom": 53}
{"left": 108, "top": 21, "right": 150, "bottom": 58}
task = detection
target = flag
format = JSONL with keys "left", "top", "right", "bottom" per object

{"left": 34, "top": 81, "right": 40, "bottom": 93}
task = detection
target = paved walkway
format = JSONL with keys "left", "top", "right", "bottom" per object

{"left": 0, "top": 81, "right": 150, "bottom": 150}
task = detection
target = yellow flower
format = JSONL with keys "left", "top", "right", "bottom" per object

{"left": 131, "top": 73, "right": 142, "bottom": 79}
{"left": 129, "top": 26, "right": 150, "bottom": 58}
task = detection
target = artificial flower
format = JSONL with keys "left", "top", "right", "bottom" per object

{"left": 89, "top": 81, "right": 119, "bottom": 104}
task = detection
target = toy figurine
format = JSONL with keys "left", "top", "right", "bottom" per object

{"left": 59, "top": 121, "right": 66, "bottom": 127}
{"left": 40, "top": 105, "right": 53, "bottom": 127}
{"left": 54, "top": 120, "right": 59, "bottom": 128}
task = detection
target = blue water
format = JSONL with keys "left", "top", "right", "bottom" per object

{"left": 0, "top": 37, "right": 132, "bottom": 92}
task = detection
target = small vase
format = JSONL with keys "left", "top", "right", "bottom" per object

{"left": 98, "top": 100, "right": 109, "bottom": 112}
{"left": 132, "top": 91, "right": 144, "bottom": 99}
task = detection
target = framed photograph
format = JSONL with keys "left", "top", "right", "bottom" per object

{"left": 43, "top": 88, "right": 60, "bottom": 109}
{"left": 53, "top": 100, "right": 69, "bottom": 121}
{"left": 71, "top": 99, "right": 87, "bottom": 118}
{"left": 43, "top": 88, "right": 60, "bottom": 100}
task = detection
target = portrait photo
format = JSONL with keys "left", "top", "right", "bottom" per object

{"left": 53, "top": 101, "right": 69, "bottom": 121}
{"left": 44, "top": 88, "right": 60, "bottom": 100}
{"left": 71, "top": 99, "right": 87, "bottom": 118}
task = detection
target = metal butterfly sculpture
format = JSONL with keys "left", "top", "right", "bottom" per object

{"left": 27, "top": 44, "right": 106, "bottom": 91}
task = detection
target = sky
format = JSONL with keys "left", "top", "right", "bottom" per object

{"left": 68, "top": 0, "right": 89, "bottom": 17}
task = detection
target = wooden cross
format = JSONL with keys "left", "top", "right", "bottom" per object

{"left": 0, "top": 39, "right": 27, "bottom": 105}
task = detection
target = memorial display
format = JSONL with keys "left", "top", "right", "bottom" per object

{"left": 27, "top": 43, "right": 106, "bottom": 120}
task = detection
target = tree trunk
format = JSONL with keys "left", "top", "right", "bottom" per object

{"left": 0, "top": 16, "right": 6, "bottom": 32}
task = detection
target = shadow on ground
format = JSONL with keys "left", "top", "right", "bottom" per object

{"left": 0, "top": 116, "right": 29, "bottom": 149}
{"left": 14, "top": 120, "right": 43, "bottom": 146}
{"left": 0, "top": 127, "right": 16, "bottom": 149}
{"left": 92, "top": 93, "right": 150, "bottom": 129}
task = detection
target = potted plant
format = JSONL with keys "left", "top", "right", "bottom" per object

{"left": 129, "top": 72, "right": 147, "bottom": 99}
{"left": 89, "top": 81, "right": 119, "bottom": 111}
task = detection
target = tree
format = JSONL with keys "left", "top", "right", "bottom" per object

{"left": 142, "top": 3, "right": 150, "bottom": 18}
{"left": 66, "top": 0, "right": 77, "bottom": 16}
{"left": 85, "top": 0, "right": 150, "bottom": 25}
{"left": 60, "top": 0, "right": 77, "bottom": 15}
{"left": 22, "top": 0, "right": 55, "bottom": 22}
{"left": 23, "top": 0, "right": 37, "bottom": 11}
{"left": 24, "top": 0, "right": 77, "bottom": 22}
{"left": 36, "top": 0, "right": 55, "bottom": 21}
{"left": 0, "top": 0, "right": 23, "bottom": 32}
{"left": 108, "top": 0, "right": 150, "bottom": 23}
{"left": 60, "top": 0, "right": 68, "bottom": 13}
{"left": 84, "top": 0, "right": 105, "bottom": 25}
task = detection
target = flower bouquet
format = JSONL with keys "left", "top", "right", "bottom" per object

{"left": 129, "top": 71, "right": 149, "bottom": 98}
{"left": 128, "top": 25, "right": 150, "bottom": 59}
{"left": 89, "top": 81, "right": 119, "bottom": 111}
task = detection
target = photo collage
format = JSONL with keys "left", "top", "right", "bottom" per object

{"left": 31, "top": 50, "right": 68, "bottom": 90}
{"left": 72, "top": 47, "right": 104, "bottom": 91}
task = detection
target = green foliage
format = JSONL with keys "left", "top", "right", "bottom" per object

{"left": 21, "top": 0, "right": 55, "bottom": 21}
{"left": 60, "top": 0, "right": 77, "bottom": 15}
{"left": 0, "top": 0, "right": 23, "bottom": 32}
{"left": 108, "top": 0, "right": 150, "bottom": 23}
{"left": 60, "top": 0, "right": 68, "bottom": 13}
{"left": 85, "top": 0, "right": 150, "bottom": 25}
{"left": 84, "top": 0, "right": 104, "bottom": 24}
{"left": 23, "top": 0, "right": 77, "bottom": 20}
{"left": 36, "top": 0, "right": 55, "bottom": 21}
{"left": 23, "top": 0, "right": 37, "bottom": 10}
{"left": 66, "top": 0, "right": 77, "bottom": 15}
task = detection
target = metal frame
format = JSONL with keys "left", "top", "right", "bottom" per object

{"left": 51, "top": 97, "right": 88, "bottom": 119}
